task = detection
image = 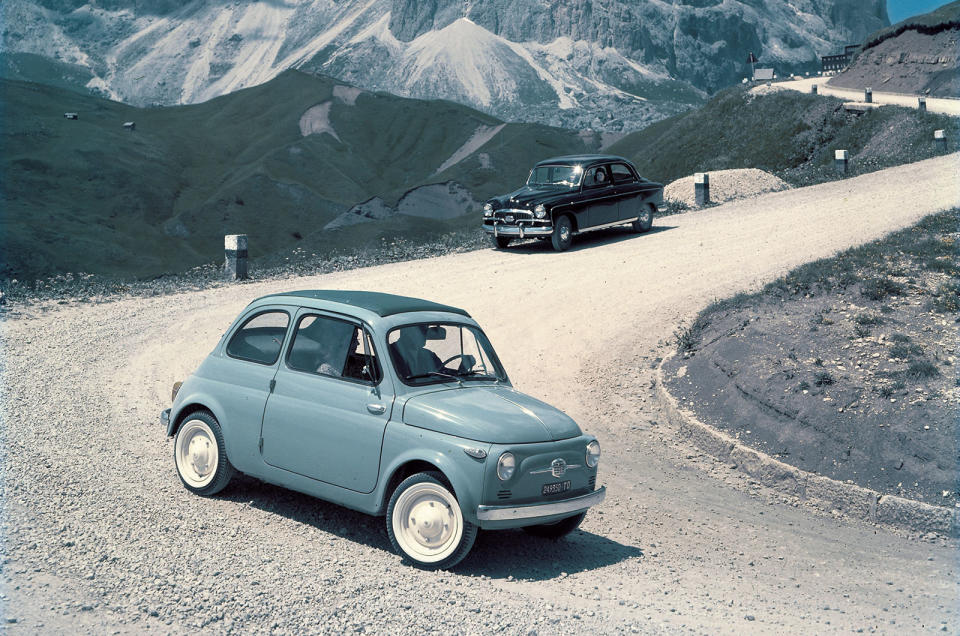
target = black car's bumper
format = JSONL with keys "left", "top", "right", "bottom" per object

{"left": 482, "top": 221, "right": 553, "bottom": 238}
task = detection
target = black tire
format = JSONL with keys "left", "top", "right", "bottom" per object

{"left": 551, "top": 215, "right": 574, "bottom": 251}
{"left": 632, "top": 203, "right": 654, "bottom": 233}
{"left": 490, "top": 235, "right": 512, "bottom": 249}
{"left": 522, "top": 511, "right": 586, "bottom": 539}
{"left": 173, "top": 410, "right": 235, "bottom": 496}
{"left": 386, "top": 471, "right": 477, "bottom": 570}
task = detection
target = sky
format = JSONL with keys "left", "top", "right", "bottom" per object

{"left": 887, "top": 0, "right": 953, "bottom": 23}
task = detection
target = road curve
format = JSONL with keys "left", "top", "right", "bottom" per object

{"left": 2, "top": 153, "right": 959, "bottom": 633}
{"left": 758, "top": 77, "right": 960, "bottom": 116}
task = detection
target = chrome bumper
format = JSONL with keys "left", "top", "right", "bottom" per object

{"left": 476, "top": 486, "right": 606, "bottom": 521}
{"left": 483, "top": 223, "right": 553, "bottom": 238}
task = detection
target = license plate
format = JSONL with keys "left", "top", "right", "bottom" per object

{"left": 542, "top": 480, "right": 571, "bottom": 496}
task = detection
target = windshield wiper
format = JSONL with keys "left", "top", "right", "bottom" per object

{"left": 457, "top": 370, "right": 500, "bottom": 382}
{"left": 404, "top": 371, "right": 462, "bottom": 384}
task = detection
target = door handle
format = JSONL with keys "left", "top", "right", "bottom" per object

{"left": 366, "top": 403, "right": 386, "bottom": 415}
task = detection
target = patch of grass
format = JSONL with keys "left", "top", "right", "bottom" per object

{"left": 853, "top": 325, "right": 872, "bottom": 338}
{"left": 798, "top": 380, "right": 811, "bottom": 391}
{"left": 675, "top": 315, "right": 712, "bottom": 354}
{"left": 854, "top": 313, "right": 884, "bottom": 325}
{"left": 861, "top": 277, "right": 906, "bottom": 301}
{"left": 814, "top": 357, "right": 824, "bottom": 367}
{"left": 812, "top": 312, "right": 835, "bottom": 326}
{"left": 930, "top": 280, "right": 960, "bottom": 313}
{"left": 907, "top": 360, "right": 940, "bottom": 380}
{"left": 890, "top": 333, "right": 911, "bottom": 343}
{"left": 813, "top": 371, "right": 834, "bottom": 386}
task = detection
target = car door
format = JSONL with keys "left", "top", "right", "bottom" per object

{"left": 582, "top": 165, "right": 618, "bottom": 227}
{"left": 260, "top": 310, "right": 392, "bottom": 493}
{"left": 610, "top": 162, "right": 641, "bottom": 221}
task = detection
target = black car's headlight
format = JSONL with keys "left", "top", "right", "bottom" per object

{"left": 534, "top": 204, "right": 547, "bottom": 219}
{"left": 483, "top": 203, "right": 494, "bottom": 218}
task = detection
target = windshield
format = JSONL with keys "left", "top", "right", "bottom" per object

{"left": 526, "top": 164, "right": 582, "bottom": 188}
{"left": 387, "top": 323, "right": 507, "bottom": 386}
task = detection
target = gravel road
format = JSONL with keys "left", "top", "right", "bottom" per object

{"left": 754, "top": 77, "right": 960, "bottom": 116}
{"left": 2, "top": 153, "right": 959, "bottom": 634}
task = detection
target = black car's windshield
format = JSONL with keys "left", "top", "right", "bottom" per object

{"left": 526, "top": 164, "right": 583, "bottom": 188}
{"left": 387, "top": 323, "right": 507, "bottom": 386}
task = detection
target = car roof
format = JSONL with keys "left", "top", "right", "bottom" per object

{"left": 534, "top": 154, "right": 632, "bottom": 168}
{"left": 250, "top": 290, "right": 471, "bottom": 318}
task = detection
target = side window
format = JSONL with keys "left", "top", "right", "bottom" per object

{"left": 610, "top": 163, "right": 636, "bottom": 184}
{"left": 583, "top": 166, "right": 610, "bottom": 189}
{"left": 226, "top": 311, "right": 290, "bottom": 365}
{"left": 287, "top": 314, "right": 381, "bottom": 384}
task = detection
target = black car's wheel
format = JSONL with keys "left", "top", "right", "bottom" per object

{"left": 387, "top": 472, "right": 477, "bottom": 570}
{"left": 490, "top": 235, "right": 512, "bottom": 249}
{"left": 522, "top": 511, "right": 586, "bottom": 539}
{"left": 174, "top": 410, "right": 235, "bottom": 496}
{"left": 632, "top": 203, "right": 654, "bottom": 233}
{"left": 551, "top": 215, "right": 574, "bottom": 251}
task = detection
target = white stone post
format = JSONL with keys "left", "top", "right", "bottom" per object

{"left": 224, "top": 234, "right": 248, "bottom": 280}
{"left": 835, "top": 149, "right": 849, "bottom": 175}
{"left": 694, "top": 173, "right": 710, "bottom": 206}
{"left": 935, "top": 129, "right": 947, "bottom": 152}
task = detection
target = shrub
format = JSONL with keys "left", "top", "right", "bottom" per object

{"left": 930, "top": 280, "right": 960, "bottom": 313}
{"left": 889, "top": 333, "right": 911, "bottom": 343}
{"left": 854, "top": 313, "right": 884, "bottom": 325}
{"left": 861, "top": 277, "right": 905, "bottom": 301}
{"left": 907, "top": 360, "right": 940, "bottom": 380}
{"left": 814, "top": 371, "right": 834, "bottom": 386}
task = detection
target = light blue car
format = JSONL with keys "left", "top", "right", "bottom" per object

{"left": 161, "top": 290, "right": 605, "bottom": 569}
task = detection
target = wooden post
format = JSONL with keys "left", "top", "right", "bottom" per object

{"left": 864, "top": 87, "right": 872, "bottom": 103}
{"left": 224, "top": 234, "right": 248, "bottom": 280}
{"left": 694, "top": 173, "right": 710, "bottom": 206}
{"left": 835, "top": 149, "right": 849, "bottom": 175}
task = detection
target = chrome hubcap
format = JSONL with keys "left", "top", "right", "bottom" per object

{"left": 560, "top": 226, "right": 570, "bottom": 241}
{"left": 392, "top": 482, "right": 463, "bottom": 563}
{"left": 176, "top": 420, "right": 219, "bottom": 489}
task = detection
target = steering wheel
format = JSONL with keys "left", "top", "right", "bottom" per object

{"left": 441, "top": 354, "right": 465, "bottom": 367}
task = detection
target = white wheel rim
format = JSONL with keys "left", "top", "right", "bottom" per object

{"left": 175, "top": 420, "right": 219, "bottom": 489}
{"left": 392, "top": 482, "right": 463, "bottom": 563}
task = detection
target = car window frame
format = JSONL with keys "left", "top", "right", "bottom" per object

{"left": 283, "top": 309, "right": 384, "bottom": 388}
{"left": 224, "top": 308, "right": 293, "bottom": 367}
{"left": 386, "top": 320, "right": 509, "bottom": 387}
{"left": 582, "top": 164, "right": 612, "bottom": 191}
{"left": 609, "top": 162, "right": 638, "bottom": 184}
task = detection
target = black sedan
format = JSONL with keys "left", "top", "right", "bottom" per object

{"left": 481, "top": 154, "right": 664, "bottom": 251}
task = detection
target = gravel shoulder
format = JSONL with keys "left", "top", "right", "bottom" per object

{"left": 2, "top": 153, "right": 959, "bottom": 633}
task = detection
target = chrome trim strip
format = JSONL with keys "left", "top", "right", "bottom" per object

{"left": 483, "top": 225, "right": 553, "bottom": 237}
{"left": 529, "top": 464, "right": 582, "bottom": 475}
{"left": 476, "top": 486, "right": 606, "bottom": 521}
{"left": 578, "top": 219, "right": 634, "bottom": 232}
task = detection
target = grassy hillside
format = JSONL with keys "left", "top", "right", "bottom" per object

{"left": 606, "top": 87, "right": 959, "bottom": 186}
{"left": 0, "top": 70, "right": 588, "bottom": 280}
{"left": 863, "top": 1, "right": 960, "bottom": 48}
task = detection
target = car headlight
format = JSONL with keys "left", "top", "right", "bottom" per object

{"left": 586, "top": 441, "right": 600, "bottom": 468}
{"left": 533, "top": 204, "right": 547, "bottom": 219}
{"left": 497, "top": 452, "right": 516, "bottom": 481}
{"left": 483, "top": 203, "right": 493, "bottom": 218}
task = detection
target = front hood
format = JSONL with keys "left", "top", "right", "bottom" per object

{"left": 402, "top": 385, "right": 582, "bottom": 444}
{"left": 491, "top": 185, "right": 575, "bottom": 208}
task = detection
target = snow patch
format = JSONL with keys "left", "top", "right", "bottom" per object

{"left": 325, "top": 197, "right": 394, "bottom": 229}
{"left": 397, "top": 182, "right": 480, "bottom": 220}
{"left": 333, "top": 85, "right": 364, "bottom": 105}
{"left": 299, "top": 102, "right": 340, "bottom": 141}
{"left": 433, "top": 124, "right": 505, "bottom": 176}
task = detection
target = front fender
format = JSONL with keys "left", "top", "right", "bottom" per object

{"left": 376, "top": 423, "right": 491, "bottom": 525}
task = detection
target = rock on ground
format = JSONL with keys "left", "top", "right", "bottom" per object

{"left": 664, "top": 168, "right": 790, "bottom": 208}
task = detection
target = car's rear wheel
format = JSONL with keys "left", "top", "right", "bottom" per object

{"left": 174, "top": 411, "right": 235, "bottom": 496}
{"left": 490, "top": 235, "right": 512, "bottom": 249}
{"left": 632, "top": 203, "right": 654, "bottom": 233}
{"left": 522, "top": 511, "right": 586, "bottom": 539}
{"left": 551, "top": 215, "right": 574, "bottom": 251}
{"left": 387, "top": 472, "right": 477, "bottom": 569}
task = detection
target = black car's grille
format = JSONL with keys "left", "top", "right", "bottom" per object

{"left": 494, "top": 209, "right": 533, "bottom": 223}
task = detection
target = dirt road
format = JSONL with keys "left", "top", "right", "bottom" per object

{"left": 2, "top": 153, "right": 959, "bottom": 633}
{"left": 756, "top": 77, "right": 960, "bottom": 116}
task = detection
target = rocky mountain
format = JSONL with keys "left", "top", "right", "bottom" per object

{"left": 1, "top": 0, "right": 888, "bottom": 130}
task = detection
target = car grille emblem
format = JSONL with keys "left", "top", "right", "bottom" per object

{"left": 551, "top": 458, "right": 567, "bottom": 477}
{"left": 505, "top": 214, "right": 515, "bottom": 223}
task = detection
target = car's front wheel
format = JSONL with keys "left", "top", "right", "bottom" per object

{"left": 632, "top": 203, "right": 654, "bottom": 233}
{"left": 490, "top": 235, "right": 512, "bottom": 249}
{"left": 174, "top": 410, "right": 235, "bottom": 496}
{"left": 551, "top": 215, "right": 574, "bottom": 251}
{"left": 387, "top": 472, "right": 477, "bottom": 569}
{"left": 522, "top": 511, "right": 586, "bottom": 539}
